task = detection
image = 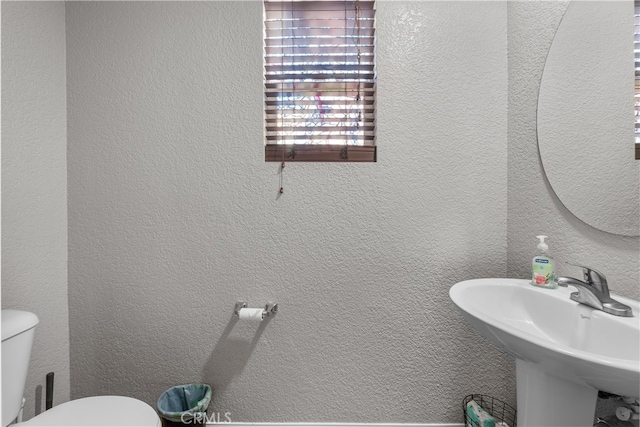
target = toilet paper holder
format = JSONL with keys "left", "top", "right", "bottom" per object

{"left": 234, "top": 301, "right": 278, "bottom": 318}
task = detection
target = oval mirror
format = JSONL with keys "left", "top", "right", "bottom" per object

{"left": 537, "top": 0, "right": 640, "bottom": 236}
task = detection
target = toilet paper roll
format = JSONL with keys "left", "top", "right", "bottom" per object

{"left": 602, "top": 415, "right": 634, "bottom": 427}
{"left": 617, "top": 407, "right": 632, "bottom": 421}
{"left": 238, "top": 308, "right": 265, "bottom": 321}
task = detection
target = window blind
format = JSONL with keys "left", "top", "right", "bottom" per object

{"left": 635, "top": 1, "right": 640, "bottom": 158}
{"left": 635, "top": 1, "right": 640, "bottom": 142}
{"left": 264, "top": 0, "right": 376, "bottom": 161}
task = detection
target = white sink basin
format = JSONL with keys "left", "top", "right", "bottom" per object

{"left": 450, "top": 278, "right": 640, "bottom": 427}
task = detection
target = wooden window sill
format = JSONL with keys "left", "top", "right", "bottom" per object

{"left": 265, "top": 144, "right": 376, "bottom": 162}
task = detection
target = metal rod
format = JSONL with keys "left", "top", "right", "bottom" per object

{"left": 45, "top": 372, "right": 54, "bottom": 410}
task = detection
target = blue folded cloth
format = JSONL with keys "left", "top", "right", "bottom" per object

{"left": 466, "top": 399, "right": 496, "bottom": 427}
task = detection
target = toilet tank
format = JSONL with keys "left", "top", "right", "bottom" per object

{"left": 1, "top": 310, "right": 39, "bottom": 427}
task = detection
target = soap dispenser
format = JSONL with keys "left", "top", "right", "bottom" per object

{"left": 532, "top": 235, "right": 557, "bottom": 289}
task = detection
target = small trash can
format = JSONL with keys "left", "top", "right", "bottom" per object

{"left": 157, "top": 383, "right": 213, "bottom": 427}
{"left": 462, "top": 394, "right": 517, "bottom": 427}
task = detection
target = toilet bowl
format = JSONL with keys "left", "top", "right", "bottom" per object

{"left": 2, "top": 310, "right": 160, "bottom": 427}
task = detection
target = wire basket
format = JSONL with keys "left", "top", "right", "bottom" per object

{"left": 462, "top": 394, "right": 517, "bottom": 427}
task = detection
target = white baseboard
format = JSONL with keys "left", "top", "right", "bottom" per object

{"left": 206, "top": 423, "right": 464, "bottom": 427}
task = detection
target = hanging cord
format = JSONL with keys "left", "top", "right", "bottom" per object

{"left": 290, "top": 0, "right": 297, "bottom": 155}
{"left": 279, "top": 161, "right": 285, "bottom": 194}
{"left": 342, "top": 0, "right": 362, "bottom": 157}
{"left": 279, "top": 1, "right": 286, "bottom": 194}
{"left": 355, "top": 0, "right": 362, "bottom": 145}
{"left": 281, "top": 0, "right": 298, "bottom": 193}
{"left": 341, "top": 0, "right": 349, "bottom": 159}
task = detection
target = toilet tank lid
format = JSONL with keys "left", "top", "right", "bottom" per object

{"left": 2, "top": 310, "right": 39, "bottom": 342}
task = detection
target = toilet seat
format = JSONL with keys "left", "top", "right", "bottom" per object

{"left": 15, "top": 395, "right": 160, "bottom": 426}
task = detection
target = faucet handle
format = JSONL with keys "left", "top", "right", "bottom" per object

{"left": 567, "top": 263, "right": 608, "bottom": 292}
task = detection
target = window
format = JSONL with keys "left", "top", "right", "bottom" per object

{"left": 264, "top": 0, "right": 376, "bottom": 162}
{"left": 635, "top": 0, "right": 640, "bottom": 158}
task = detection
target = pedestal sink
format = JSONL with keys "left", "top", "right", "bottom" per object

{"left": 450, "top": 279, "right": 639, "bottom": 427}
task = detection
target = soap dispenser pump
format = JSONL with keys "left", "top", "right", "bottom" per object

{"left": 532, "top": 235, "right": 557, "bottom": 289}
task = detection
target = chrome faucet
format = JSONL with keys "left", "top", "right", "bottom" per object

{"left": 557, "top": 264, "right": 633, "bottom": 317}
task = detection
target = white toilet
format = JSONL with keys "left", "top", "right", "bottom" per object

{"left": 2, "top": 310, "right": 161, "bottom": 426}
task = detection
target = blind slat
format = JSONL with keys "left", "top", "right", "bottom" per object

{"left": 266, "top": 133, "right": 375, "bottom": 140}
{"left": 264, "top": 90, "right": 376, "bottom": 97}
{"left": 265, "top": 53, "right": 373, "bottom": 64}
{"left": 265, "top": 97, "right": 376, "bottom": 106}
{"left": 267, "top": 71, "right": 375, "bottom": 79}
{"left": 264, "top": 1, "right": 375, "bottom": 11}
{"left": 635, "top": 3, "right": 639, "bottom": 145}
{"left": 266, "top": 112, "right": 375, "bottom": 119}
{"left": 265, "top": 80, "right": 375, "bottom": 89}
{"left": 265, "top": 34, "right": 374, "bottom": 40}
{"left": 265, "top": 46, "right": 374, "bottom": 56}
{"left": 266, "top": 27, "right": 375, "bottom": 38}
{"left": 266, "top": 63, "right": 375, "bottom": 72}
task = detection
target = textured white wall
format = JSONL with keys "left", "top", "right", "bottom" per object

{"left": 507, "top": 1, "right": 639, "bottom": 301}
{"left": 66, "top": 1, "right": 510, "bottom": 422}
{"left": 1, "top": 1, "right": 71, "bottom": 420}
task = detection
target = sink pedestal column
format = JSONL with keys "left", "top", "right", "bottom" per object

{"left": 516, "top": 359, "right": 598, "bottom": 427}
